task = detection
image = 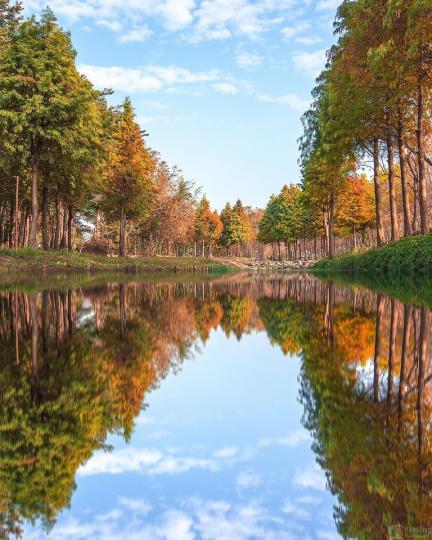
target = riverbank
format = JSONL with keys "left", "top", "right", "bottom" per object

{"left": 0, "top": 248, "right": 317, "bottom": 278}
{"left": 0, "top": 248, "right": 232, "bottom": 278}
{"left": 312, "top": 233, "right": 432, "bottom": 277}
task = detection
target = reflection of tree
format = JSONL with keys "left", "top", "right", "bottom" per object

{"left": 297, "top": 289, "right": 432, "bottom": 539}
{"left": 1, "top": 275, "right": 432, "bottom": 538}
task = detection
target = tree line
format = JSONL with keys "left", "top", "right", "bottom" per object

{"left": 2, "top": 0, "right": 431, "bottom": 261}
{"left": 293, "top": 0, "right": 432, "bottom": 259}
{"left": 0, "top": 1, "right": 266, "bottom": 259}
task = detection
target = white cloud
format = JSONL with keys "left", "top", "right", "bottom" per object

{"left": 97, "top": 19, "right": 123, "bottom": 32}
{"left": 281, "top": 500, "right": 310, "bottom": 520}
{"left": 296, "top": 35, "right": 322, "bottom": 45}
{"left": 213, "top": 82, "right": 239, "bottom": 95}
{"left": 158, "top": 0, "right": 196, "bottom": 30}
{"left": 258, "top": 93, "right": 309, "bottom": 111}
{"left": 118, "top": 498, "right": 152, "bottom": 514}
{"left": 78, "top": 448, "right": 161, "bottom": 475}
{"left": 79, "top": 446, "right": 222, "bottom": 476}
{"left": 26, "top": 498, "right": 304, "bottom": 540}
{"left": 292, "top": 464, "right": 327, "bottom": 492}
{"left": 316, "top": 0, "right": 340, "bottom": 11}
{"left": 23, "top": 0, "right": 310, "bottom": 43}
{"left": 258, "top": 429, "right": 310, "bottom": 448}
{"left": 235, "top": 51, "right": 262, "bottom": 70}
{"left": 119, "top": 26, "right": 153, "bottom": 43}
{"left": 79, "top": 63, "right": 225, "bottom": 93}
{"left": 236, "top": 471, "right": 262, "bottom": 489}
{"left": 281, "top": 21, "right": 310, "bottom": 41}
{"left": 212, "top": 446, "right": 239, "bottom": 459}
{"left": 317, "top": 532, "right": 340, "bottom": 540}
{"left": 292, "top": 49, "right": 326, "bottom": 77}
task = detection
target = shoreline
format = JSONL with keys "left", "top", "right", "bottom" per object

{"left": 311, "top": 233, "right": 432, "bottom": 278}
{"left": 0, "top": 248, "right": 233, "bottom": 276}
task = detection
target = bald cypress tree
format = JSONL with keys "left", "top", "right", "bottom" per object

{"left": 102, "top": 98, "right": 154, "bottom": 257}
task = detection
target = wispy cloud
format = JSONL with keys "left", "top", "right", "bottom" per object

{"left": 23, "top": 0, "right": 318, "bottom": 44}
{"left": 257, "top": 93, "right": 310, "bottom": 111}
{"left": 213, "top": 82, "right": 239, "bottom": 95}
{"left": 79, "top": 63, "right": 223, "bottom": 93}
{"left": 258, "top": 429, "right": 310, "bottom": 448}
{"left": 236, "top": 470, "right": 262, "bottom": 489}
{"left": 212, "top": 446, "right": 239, "bottom": 459}
{"left": 235, "top": 50, "right": 262, "bottom": 71}
{"left": 292, "top": 49, "right": 327, "bottom": 77}
{"left": 78, "top": 446, "right": 221, "bottom": 476}
{"left": 26, "top": 497, "right": 310, "bottom": 540}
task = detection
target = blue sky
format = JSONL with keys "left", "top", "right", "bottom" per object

{"left": 23, "top": 0, "right": 339, "bottom": 209}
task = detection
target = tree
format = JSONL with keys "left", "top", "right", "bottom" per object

{"left": 336, "top": 175, "right": 376, "bottom": 248}
{"left": 0, "top": 9, "right": 95, "bottom": 247}
{"left": 194, "top": 197, "right": 223, "bottom": 257}
{"left": 220, "top": 200, "right": 250, "bottom": 256}
{"left": 102, "top": 98, "right": 153, "bottom": 257}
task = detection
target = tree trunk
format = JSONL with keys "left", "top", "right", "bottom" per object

{"left": 119, "top": 204, "right": 127, "bottom": 257}
{"left": 387, "top": 137, "right": 399, "bottom": 242}
{"left": 42, "top": 184, "right": 49, "bottom": 250}
{"left": 417, "top": 68, "right": 428, "bottom": 234}
{"left": 418, "top": 306, "right": 426, "bottom": 478}
{"left": 54, "top": 192, "right": 61, "bottom": 249}
{"left": 397, "top": 113, "right": 413, "bottom": 236}
{"left": 328, "top": 195, "right": 335, "bottom": 259}
{"left": 67, "top": 204, "right": 73, "bottom": 252}
{"left": 373, "top": 294, "right": 384, "bottom": 403}
{"left": 387, "top": 299, "right": 398, "bottom": 408}
{"left": 398, "top": 304, "right": 411, "bottom": 434}
{"left": 373, "top": 138, "right": 385, "bottom": 246}
{"left": 94, "top": 210, "right": 101, "bottom": 240}
{"left": 29, "top": 157, "right": 39, "bottom": 248}
{"left": 60, "top": 203, "right": 67, "bottom": 249}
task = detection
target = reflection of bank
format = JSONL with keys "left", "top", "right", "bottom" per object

{"left": 0, "top": 274, "right": 432, "bottom": 538}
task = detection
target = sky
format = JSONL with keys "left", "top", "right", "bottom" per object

{"left": 22, "top": 0, "right": 339, "bottom": 210}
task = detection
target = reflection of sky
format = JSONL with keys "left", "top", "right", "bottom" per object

{"left": 26, "top": 329, "right": 339, "bottom": 540}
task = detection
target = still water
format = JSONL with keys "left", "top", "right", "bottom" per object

{"left": 0, "top": 273, "right": 430, "bottom": 539}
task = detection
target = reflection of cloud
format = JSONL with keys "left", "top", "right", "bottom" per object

{"left": 293, "top": 464, "right": 327, "bottom": 491}
{"left": 281, "top": 499, "right": 310, "bottom": 520}
{"left": 258, "top": 429, "right": 310, "bottom": 448}
{"left": 236, "top": 471, "right": 262, "bottom": 489}
{"left": 79, "top": 448, "right": 161, "bottom": 475}
{"left": 79, "top": 447, "right": 221, "bottom": 476}
{"left": 118, "top": 498, "right": 152, "bottom": 514}
{"left": 26, "top": 497, "right": 313, "bottom": 540}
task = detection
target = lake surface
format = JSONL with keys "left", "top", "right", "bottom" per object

{"left": 0, "top": 272, "right": 430, "bottom": 539}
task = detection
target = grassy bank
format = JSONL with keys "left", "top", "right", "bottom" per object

{"left": 312, "top": 233, "right": 432, "bottom": 277}
{"left": 0, "top": 248, "right": 233, "bottom": 284}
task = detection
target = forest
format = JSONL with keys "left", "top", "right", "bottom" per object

{"left": 0, "top": 0, "right": 431, "bottom": 262}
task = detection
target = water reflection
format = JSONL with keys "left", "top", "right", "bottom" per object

{"left": 0, "top": 274, "right": 431, "bottom": 538}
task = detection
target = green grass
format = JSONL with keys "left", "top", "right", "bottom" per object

{"left": 0, "top": 248, "right": 234, "bottom": 287}
{"left": 312, "top": 233, "right": 432, "bottom": 277}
